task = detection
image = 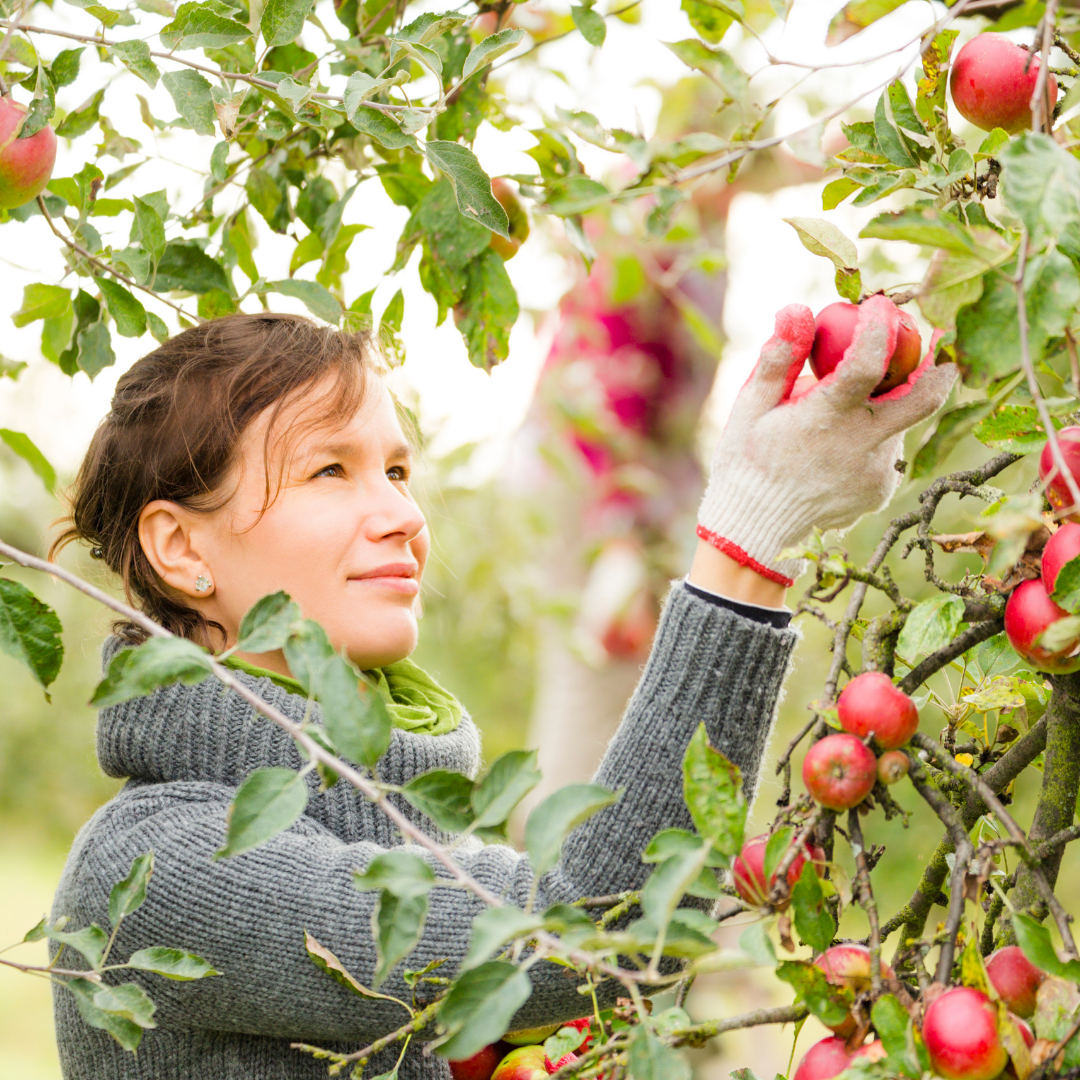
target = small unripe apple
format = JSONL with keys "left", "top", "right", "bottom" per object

{"left": 986, "top": 945, "right": 1046, "bottom": 1018}
{"left": 732, "top": 832, "right": 824, "bottom": 907}
{"left": 809, "top": 301, "right": 922, "bottom": 395}
{"left": 451, "top": 1043, "right": 504, "bottom": 1080}
{"left": 837, "top": 671, "right": 919, "bottom": 749}
{"left": 950, "top": 33, "right": 1057, "bottom": 134}
{"left": 1040, "top": 428, "right": 1080, "bottom": 520}
{"left": 814, "top": 944, "right": 897, "bottom": 1037}
{"left": 489, "top": 178, "right": 530, "bottom": 261}
{"left": 802, "top": 733, "right": 878, "bottom": 811}
{"left": 876, "top": 749, "right": 910, "bottom": 785}
{"left": 503, "top": 1025, "right": 560, "bottom": 1047}
{"left": 492, "top": 1045, "right": 548, "bottom": 1080}
{"left": 0, "top": 95, "right": 57, "bottom": 210}
{"left": 1043, "top": 523, "right": 1080, "bottom": 595}
{"left": 1004, "top": 578, "right": 1080, "bottom": 674}
{"left": 923, "top": 986, "right": 1008, "bottom": 1080}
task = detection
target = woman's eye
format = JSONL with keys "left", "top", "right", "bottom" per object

{"left": 313, "top": 463, "right": 343, "bottom": 479}
{"left": 388, "top": 465, "right": 409, "bottom": 483}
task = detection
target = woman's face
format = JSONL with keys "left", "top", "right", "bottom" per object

{"left": 187, "top": 377, "right": 429, "bottom": 670}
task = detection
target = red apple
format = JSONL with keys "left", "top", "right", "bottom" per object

{"left": 950, "top": 33, "right": 1057, "bottom": 134}
{"left": 809, "top": 301, "right": 922, "bottom": 395}
{"left": 0, "top": 95, "right": 57, "bottom": 210}
{"left": 1004, "top": 578, "right": 1080, "bottom": 674}
{"left": 1041, "top": 430, "right": 1080, "bottom": 520}
{"left": 923, "top": 986, "right": 1008, "bottom": 1080}
{"left": 451, "top": 1044, "right": 504, "bottom": 1080}
{"left": 545, "top": 1051, "right": 578, "bottom": 1075}
{"left": 1014, "top": 1015, "right": 1035, "bottom": 1048}
{"left": 489, "top": 178, "right": 530, "bottom": 261}
{"left": 877, "top": 750, "right": 910, "bottom": 785}
{"left": 732, "top": 832, "right": 824, "bottom": 907}
{"left": 987, "top": 945, "right": 1046, "bottom": 1019}
{"left": 837, "top": 671, "right": 920, "bottom": 749}
{"left": 855, "top": 1040, "right": 886, "bottom": 1063}
{"left": 802, "top": 733, "right": 878, "bottom": 811}
{"left": 814, "top": 944, "right": 897, "bottom": 1037}
{"left": 1043, "top": 523, "right": 1080, "bottom": 595}
{"left": 492, "top": 1045, "right": 548, "bottom": 1080}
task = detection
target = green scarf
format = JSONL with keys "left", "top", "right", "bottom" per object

{"left": 223, "top": 655, "right": 462, "bottom": 737}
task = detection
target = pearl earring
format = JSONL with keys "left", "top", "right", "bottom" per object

{"left": 194, "top": 574, "right": 212, "bottom": 594}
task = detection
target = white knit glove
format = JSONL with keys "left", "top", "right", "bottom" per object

{"left": 698, "top": 296, "right": 957, "bottom": 586}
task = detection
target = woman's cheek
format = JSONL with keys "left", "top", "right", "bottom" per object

{"left": 412, "top": 524, "right": 431, "bottom": 578}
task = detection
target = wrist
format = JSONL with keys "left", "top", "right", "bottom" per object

{"left": 688, "top": 537, "right": 789, "bottom": 608}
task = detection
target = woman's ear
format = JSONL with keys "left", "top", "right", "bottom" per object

{"left": 138, "top": 501, "right": 215, "bottom": 598}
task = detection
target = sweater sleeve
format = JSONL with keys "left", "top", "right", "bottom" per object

{"left": 52, "top": 582, "right": 797, "bottom": 1045}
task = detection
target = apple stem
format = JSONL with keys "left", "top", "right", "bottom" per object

{"left": 0, "top": 72, "right": 9, "bottom": 97}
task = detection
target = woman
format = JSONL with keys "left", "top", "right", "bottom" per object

{"left": 49, "top": 298, "right": 954, "bottom": 1079}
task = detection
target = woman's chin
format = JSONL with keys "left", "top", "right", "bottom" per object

{"left": 345, "top": 618, "right": 418, "bottom": 670}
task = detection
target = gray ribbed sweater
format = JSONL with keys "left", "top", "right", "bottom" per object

{"left": 51, "top": 582, "right": 797, "bottom": 1079}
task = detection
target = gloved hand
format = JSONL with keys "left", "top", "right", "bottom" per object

{"left": 697, "top": 296, "right": 957, "bottom": 586}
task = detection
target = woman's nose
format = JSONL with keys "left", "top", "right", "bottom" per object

{"left": 364, "top": 477, "right": 426, "bottom": 542}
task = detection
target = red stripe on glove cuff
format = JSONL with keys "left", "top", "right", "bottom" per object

{"left": 695, "top": 525, "right": 795, "bottom": 588}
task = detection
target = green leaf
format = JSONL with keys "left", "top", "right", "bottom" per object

{"left": 318, "top": 654, "right": 392, "bottom": 769}
{"left": 826, "top": 0, "right": 907, "bottom": 45}
{"left": 462, "top": 905, "right": 543, "bottom": 970}
{"left": 664, "top": 40, "right": 748, "bottom": 108}
{"left": 1034, "top": 977, "right": 1080, "bottom": 1067}
{"left": 160, "top": 2, "right": 251, "bottom": 49}
{"left": 911, "top": 400, "right": 997, "bottom": 478}
{"left": 775, "top": 959, "right": 853, "bottom": 1029}
{"left": 0, "top": 429, "right": 57, "bottom": 494}
{"left": 342, "top": 71, "right": 409, "bottom": 121}
{"left": 861, "top": 208, "right": 973, "bottom": 255}
{"left": 434, "top": 960, "right": 532, "bottom": 1061}
{"left": 55, "top": 87, "right": 105, "bottom": 138}
{"left": 764, "top": 826, "right": 795, "bottom": 882}
{"left": 92, "top": 983, "right": 157, "bottom": 1028}
{"left": 627, "top": 1026, "right": 691, "bottom": 1080}
{"left": 271, "top": 279, "right": 343, "bottom": 325}
{"left": 871, "top": 994, "right": 910, "bottom": 1058}
{"left": 571, "top": 5, "right": 606, "bottom": 46}
{"left": 109, "top": 40, "right": 160, "bottom": 88}
{"left": 897, "top": 594, "right": 966, "bottom": 659}
{"left": 681, "top": 723, "right": 745, "bottom": 860}
{"left": 45, "top": 923, "right": 109, "bottom": 969}
{"left": 234, "top": 591, "right": 300, "bottom": 653}
{"left": 352, "top": 108, "right": 420, "bottom": 152}
{"left": 423, "top": 141, "right": 509, "bottom": 238}
{"left": 373, "top": 892, "right": 428, "bottom": 987}
{"left": 738, "top": 921, "right": 777, "bottom": 967}
{"left": 261, "top": 0, "right": 315, "bottom": 47}
{"left": 917, "top": 227, "right": 1014, "bottom": 330}
{"left": 1052, "top": 555, "right": 1080, "bottom": 614}
{"left": 974, "top": 405, "right": 1055, "bottom": 455}
{"left": 462, "top": 28, "right": 525, "bottom": 79}
{"left": 354, "top": 850, "right": 436, "bottom": 899}
{"left": 524, "top": 782, "right": 621, "bottom": 876}
{"left": 452, "top": 248, "right": 519, "bottom": 372}
{"left": 13, "top": 283, "right": 71, "bottom": 328}
{"left": 75, "top": 321, "right": 115, "bottom": 379}
{"left": 394, "top": 10, "right": 466, "bottom": 43}
{"left": 1001, "top": 134, "right": 1080, "bottom": 242}
{"left": 108, "top": 852, "right": 153, "bottom": 924}
{"left": 873, "top": 90, "right": 917, "bottom": 168}
{"left": 65, "top": 978, "right": 144, "bottom": 1051}
{"left": 791, "top": 861, "right": 835, "bottom": 954}
{"left": 822, "top": 177, "right": 861, "bottom": 211}
{"left": 471, "top": 749, "right": 542, "bottom": 828}
{"left": 402, "top": 770, "right": 475, "bottom": 833}
{"left": 21, "top": 67, "right": 56, "bottom": 140}
{"left": 1014, "top": 912, "right": 1080, "bottom": 982}
{"left": 681, "top": 0, "right": 734, "bottom": 43}
{"left": 161, "top": 70, "right": 216, "bottom": 136}
{"left": 153, "top": 240, "right": 231, "bottom": 294}
{"left": 133, "top": 196, "right": 167, "bottom": 267}
{"left": 125, "top": 946, "right": 220, "bottom": 980}
{"left": 0, "top": 578, "right": 63, "bottom": 690}
{"left": 783, "top": 216, "right": 858, "bottom": 270}
{"left": 544, "top": 1024, "right": 588, "bottom": 1062}
{"left": 916, "top": 29, "right": 958, "bottom": 124}
{"left": 91, "top": 637, "right": 213, "bottom": 707}
{"left": 640, "top": 844, "right": 711, "bottom": 934}
{"left": 215, "top": 766, "right": 308, "bottom": 858}
{"left": 303, "top": 931, "right": 410, "bottom": 1007}
{"left": 49, "top": 48, "right": 85, "bottom": 89}
{"left": 96, "top": 278, "right": 147, "bottom": 338}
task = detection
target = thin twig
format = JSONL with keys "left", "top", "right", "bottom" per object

{"left": 848, "top": 809, "right": 882, "bottom": 994}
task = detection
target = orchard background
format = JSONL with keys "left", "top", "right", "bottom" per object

{"left": 4, "top": 0, "right": 1080, "bottom": 1076}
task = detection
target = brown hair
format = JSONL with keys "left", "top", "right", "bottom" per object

{"left": 52, "top": 312, "right": 377, "bottom": 646}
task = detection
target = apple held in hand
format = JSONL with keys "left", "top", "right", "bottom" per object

{"left": 1040, "top": 429, "right": 1080, "bottom": 520}
{"left": 802, "top": 733, "right": 877, "bottom": 811}
{"left": 986, "top": 945, "right": 1046, "bottom": 1018}
{"left": 814, "top": 943, "right": 897, "bottom": 1037}
{"left": 0, "top": 95, "right": 57, "bottom": 210}
{"left": 809, "top": 301, "right": 922, "bottom": 396}
{"left": 1043, "top": 523, "right": 1080, "bottom": 594}
{"left": 1004, "top": 578, "right": 1080, "bottom": 674}
{"left": 922, "top": 986, "right": 1008, "bottom": 1080}
{"left": 732, "top": 832, "right": 825, "bottom": 907}
{"left": 492, "top": 1046, "right": 548, "bottom": 1079}
{"left": 489, "top": 178, "right": 531, "bottom": 261}
{"left": 450, "top": 1044, "right": 505, "bottom": 1080}
{"left": 950, "top": 33, "right": 1057, "bottom": 134}
{"left": 837, "top": 671, "right": 919, "bottom": 749}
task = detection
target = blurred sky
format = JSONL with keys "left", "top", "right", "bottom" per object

{"left": 0, "top": 0, "right": 981, "bottom": 481}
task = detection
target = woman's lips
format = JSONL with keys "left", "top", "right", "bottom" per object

{"left": 352, "top": 575, "right": 420, "bottom": 595}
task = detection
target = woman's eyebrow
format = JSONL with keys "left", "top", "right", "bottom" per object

{"left": 307, "top": 440, "right": 413, "bottom": 461}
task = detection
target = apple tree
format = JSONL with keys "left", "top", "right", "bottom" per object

{"left": 12, "top": 0, "right": 1080, "bottom": 1077}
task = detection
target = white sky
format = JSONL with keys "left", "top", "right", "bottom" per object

{"left": 0, "top": 0, "right": 989, "bottom": 481}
